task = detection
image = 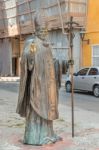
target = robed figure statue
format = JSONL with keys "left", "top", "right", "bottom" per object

{"left": 16, "top": 12, "right": 61, "bottom": 145}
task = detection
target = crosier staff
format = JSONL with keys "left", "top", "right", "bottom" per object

{"left": 57, "top": 0, "right": 80, "bottom": 137}
{"left": 66, "top": 16, "right": 79, "bottom": 137}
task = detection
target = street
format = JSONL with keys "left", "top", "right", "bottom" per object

{"left": 60, "top": 75, "right": 99, "bottom": 113}
{"left": 0, "top": 81, "right": 99, "bottom": 113}
{"left": 60, "top": 87, "right": 99, "bottom": 113}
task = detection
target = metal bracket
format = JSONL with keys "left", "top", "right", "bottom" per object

{"left": 68, "top": 59, "right": 74, "bottom": 65}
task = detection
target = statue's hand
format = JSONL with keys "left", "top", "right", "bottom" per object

{"left": 30, "top": 43, "right": 37, "bottom": 53}
{"left": 43, "top": 42, "right": 49, "bottom": 47}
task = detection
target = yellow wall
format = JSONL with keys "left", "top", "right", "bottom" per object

{"left": 82, "top": 0, "right": 99, "bottom": 66}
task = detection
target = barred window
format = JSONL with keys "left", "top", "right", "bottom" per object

{"left": 92, "top": 45, "right": 99, "bottom": 66}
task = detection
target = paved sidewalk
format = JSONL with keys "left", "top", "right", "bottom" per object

{"left": 0, "top": 79, "right": 99, "bottom": 150}
{"left": 1, "top": 103, "right": 99, "bottom": 150}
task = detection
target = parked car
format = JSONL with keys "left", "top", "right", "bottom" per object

{"left": 65, "top": 66, "right": 99, "bottom": 97}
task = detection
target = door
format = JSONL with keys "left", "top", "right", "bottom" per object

{"left": 74, "top": 68, "right": 89, "bottom": 90}
{"left": 87, "top": 67, "right": 99, "bottom": 91}
{"left": 12, "top": 57, "right": 17, "bottom": 76}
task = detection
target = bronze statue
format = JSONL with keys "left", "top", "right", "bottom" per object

{"left": 16, "top": 12, "right": 61, "bottom": 145}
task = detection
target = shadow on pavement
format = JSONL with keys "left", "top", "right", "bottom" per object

{"left": 74, "top": 90, "right": 94, "bottom": 96}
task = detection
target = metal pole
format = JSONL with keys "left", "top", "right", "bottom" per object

{"left": 66, "top": 16, "right": 79, "bottom": 137}
{"left": 68, "top": 16, "right": 74, "bottom": 137}
{"left": 56, "top": 0, "right": 67, "bottom": 35}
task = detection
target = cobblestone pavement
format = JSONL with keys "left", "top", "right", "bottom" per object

{"left": 0, "top": 79, "right": 99, "bottom": 150}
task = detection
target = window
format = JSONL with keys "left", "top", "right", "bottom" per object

{"left": 88, "top": 68, "right": 99, "bottom": 75}
{"left": 92, "top": 45, "right": 99, "bottom": 66}
{"left": 77, "top": 68, "right": 89, "bottom": 76}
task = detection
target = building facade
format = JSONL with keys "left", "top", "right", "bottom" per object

{"left": 0, "top": 0, "right": 87, "bottom": 76}
{"left": 82, "top": 0, "right": 99, "bottom": 67}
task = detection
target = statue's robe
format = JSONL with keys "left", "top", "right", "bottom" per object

{"left": 16, "top": 37, "right": 59, "bottom": 145}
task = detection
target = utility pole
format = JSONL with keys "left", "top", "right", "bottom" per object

{"left": 66, "top": 16, "right": 79, "bottom": 137}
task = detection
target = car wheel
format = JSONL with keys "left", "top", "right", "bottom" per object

{"left": 93, "top": 85, "right": 99, "bottom": 97}
{"left": 66, "top": 82, "right": 71, "bottom": 92}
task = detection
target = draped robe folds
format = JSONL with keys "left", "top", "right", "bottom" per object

{"left": 16, "top": 37, "right": 59, "bottom": 145}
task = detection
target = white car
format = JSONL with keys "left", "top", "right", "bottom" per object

{"left": 65, "top": 66, "right": 99, "bottom": 97}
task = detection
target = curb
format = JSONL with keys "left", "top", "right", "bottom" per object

{"left": 0, "top": 77, "right": 20, "bottom": 82}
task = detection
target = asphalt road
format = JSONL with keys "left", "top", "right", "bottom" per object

{"left": 60, "top": 86, "right": 99, "bottom": 113}
{"left": 0, "top": 81, "right": 99, "bottom": 113}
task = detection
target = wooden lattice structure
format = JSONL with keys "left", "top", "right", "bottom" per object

{"left": 0, "top": 0, "right": 87, "bottom": 38}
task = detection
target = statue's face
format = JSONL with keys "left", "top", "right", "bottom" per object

{"left": 36, "top": 27, "right": 48, "bottom": 40}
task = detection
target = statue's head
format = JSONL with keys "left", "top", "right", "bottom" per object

{"left": 34, "top": 11, "right": 48, "bottom": 40}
